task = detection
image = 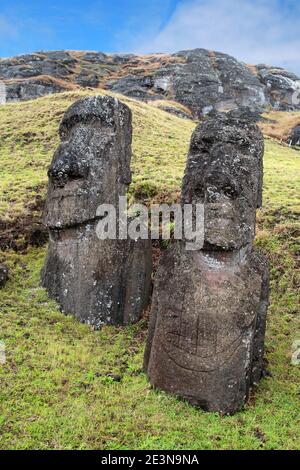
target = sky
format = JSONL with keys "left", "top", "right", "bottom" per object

{"left": 0, "top": 0, "right": 299, "bottom": 74}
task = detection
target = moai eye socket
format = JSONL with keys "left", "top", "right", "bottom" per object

{"left": 222, "top": 183, "right": 239, "bottom": 199}
{"left": 193, "top": 183, "right": 205, "bottom": 199}
{"left": 205, "top": 169, "right": 240, "bottom": 201}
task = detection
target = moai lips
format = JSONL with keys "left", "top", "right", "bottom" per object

{"left": 42, "top": 96, "right": 152, "bottom": 327}
{"left": 145, "top": 116, "right": 269, "bottom": 415}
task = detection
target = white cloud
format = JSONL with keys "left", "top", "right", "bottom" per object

{"left": 136, "top": 0, "right": 300, "bottom": 75}
{"left": 0, "top": 15, "right": 19, "bottom": 39}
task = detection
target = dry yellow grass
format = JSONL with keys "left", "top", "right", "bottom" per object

{"left": 260, "top": 110, "right": 300, "bottom": 143}
{"left": 4, "top": 75, "right": 79, "bottom": 90}
{"left": 245, "top": 64, "right": 259, "bottom": 75}
{"left": 148, "top": 99, "right": 193, "bottom": 117}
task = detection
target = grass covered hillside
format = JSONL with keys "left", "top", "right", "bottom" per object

{"left": 0, "top": 91, "right": 299, "bottom": 450}
{"left": 0, "top": 91, "right": 194, "bottom": 250}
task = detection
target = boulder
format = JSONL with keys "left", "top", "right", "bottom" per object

{"left": 0, "top": 265, "right": 9, "bottom": 288}
{"left": 257, "top": 65, "right": 300, "bottom": 111}
{"left": 288, "top": 125, "right": 300, "bottom": 147}
{"left": 6, "top": 78, "right": 69, "bottom": 102}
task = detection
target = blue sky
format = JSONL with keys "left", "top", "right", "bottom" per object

{"left": 0, "top": 0, "right": 299, "bottom": 74}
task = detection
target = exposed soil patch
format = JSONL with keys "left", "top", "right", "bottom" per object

{"left": 0, "top": 216, "right": 48, "bottom": 252}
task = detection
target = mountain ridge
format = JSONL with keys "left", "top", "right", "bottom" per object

{"left": 1, "top": 48, "right": 300, "bottom": 117}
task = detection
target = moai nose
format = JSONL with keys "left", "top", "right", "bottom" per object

{"left": 48, "top": 151, "right": 88, "bottom": 188}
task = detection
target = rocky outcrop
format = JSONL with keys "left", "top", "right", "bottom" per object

{"left": 41, "top": 96, "right": 152, "bottom": 327}
{"left": 288, "top": 125, "right": 300, "bottom": 147}
{"left": 214, "top": 106, "right": 265, "bottom": 122}
{"left": 0, "top": 51, "right": 75, "bottom": 80}
{"left": 0, "top": 49, "right": 299, "bottom": 117}
{"left": 0, "top": 51, "right": 76, "bottom": 101}
{"left": 257, "top": 65, "right": 300, "bottom": 111}
{"left": 5, "top": 77, "right": 70, "bottom": 102}
{"left": 106, "top": 49, "right": 269, "bottom": 117}
{"left": 144, "top": 116, "right": 269, "bottom": 415}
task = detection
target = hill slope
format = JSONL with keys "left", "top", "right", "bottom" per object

{"left": 0, "top": 91, "right": 299, "bottom": 450}
{"left": 0, "top": 90, "right": 194, "bottom": 250}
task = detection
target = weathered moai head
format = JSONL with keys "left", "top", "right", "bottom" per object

{"left": 182, "top": 116, "right": 264, "bottom": 250}
{"left": 43, "top": 95, "right": 132, "bottom": 229}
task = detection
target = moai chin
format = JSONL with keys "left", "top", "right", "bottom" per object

{"left": 42, "top": 96, "right": 152, "bottom": 327}
{"left": 144, "top": 116, "right": 269, "bottom": 415}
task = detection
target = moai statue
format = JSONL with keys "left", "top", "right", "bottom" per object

{"left": 42, "top": 96, "right": 152, "bottom": 327}
{"left": 144, "top": 115, "right": 269, "bottom": 415}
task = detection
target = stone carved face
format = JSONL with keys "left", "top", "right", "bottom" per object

{"left": 44, "top": 96, "right": 132, "bottom": 229}
{"left": 182, "top": 116, "right": 264, "bottom": 250}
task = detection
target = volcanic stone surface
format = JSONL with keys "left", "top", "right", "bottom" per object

{"left": 1, "top": 49, "right": 299, "bottom": 117}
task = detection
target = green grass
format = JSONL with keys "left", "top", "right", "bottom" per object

{"left": 0, "top": 92, "right": 299, "bottom": 450}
